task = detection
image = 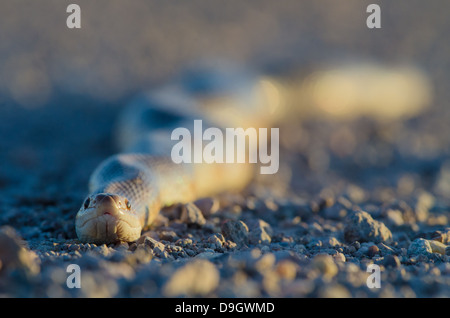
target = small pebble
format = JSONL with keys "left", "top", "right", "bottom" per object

{"left": 344, "top": 210, "right": 393, "bottom": 243}
{"left": 248, "top": 219, "right": 272, "bottom": 245}
{"left": 221, "top": 220, "right": 249, "bottom": 247}
{"left": 162, "top": 259, "right": 219, "bottom": 297}
{"left": 367, "top": 245, "right": 380, "bottom": 257}
{"left": 428, "top": 240, "right": 447, "bottom": 255}
{"left": 333, "top": 252, "right": 346, "bottom": 263}
{"left": 0, "top": 226, "right": 39, "bottom": 275}
{"left": 275, "top": 260, "right": 297, "bottom": 280}
{"left": 312, "top": 254, "right": 338, "bottom": 280}
{"left": 180, "top": 203, "right": 206, "bottom": 227}
{"left": 408, "top": 238, "right": 432, "bottom": 256}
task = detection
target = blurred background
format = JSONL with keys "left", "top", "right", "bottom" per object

{"left": 1, "top": 0, "right": 449, "bottom": 107}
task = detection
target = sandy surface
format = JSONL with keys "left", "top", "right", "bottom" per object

{"left": 0, "top": 1, "right": 449, "bottom": 297}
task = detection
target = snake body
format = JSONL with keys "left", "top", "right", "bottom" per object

{"left": 75, "top": 62, "right": 432, "bottom": 244}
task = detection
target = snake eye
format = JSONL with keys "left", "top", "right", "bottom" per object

{"left": 83, "top": 197, "right": 91, "bottom": 209}
{"left": 126, "top": 200, "right": 131, "bottom": 210}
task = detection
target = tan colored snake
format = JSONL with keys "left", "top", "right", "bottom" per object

{"left": 75, "top": 61, "right": 431, "bottom": 244}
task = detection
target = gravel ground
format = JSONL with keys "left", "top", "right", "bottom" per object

{"left": 1, "top": 1, "right": 450, "bottom": 298}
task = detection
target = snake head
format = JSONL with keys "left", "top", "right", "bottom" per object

{"left": 75, "top": 193, "right": 142, "bottom": 244}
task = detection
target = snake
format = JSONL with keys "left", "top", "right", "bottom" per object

{"left": 75, "top": 61, "right": 432, "bottom": 244}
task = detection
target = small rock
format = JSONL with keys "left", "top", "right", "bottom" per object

{"left": 221, "top": 220, "right": 249, "bottom": 247}
{"left": 254, "top": 253, "right": 276, "bottom": 273}
{"left": 408, "top": 238, "right": 432, "bottom": 256}
{"left": 223, "top": 240, "right": 237, "bottom": 250}
{"left": 312, "top": 254, "right": 338, "bottom": 280}
{"left": 333, "top": 252, "right": 346, "bottom": 263}
{"left": 276, "top": 260, "right": 297, "bottom": 280}
{"left": 428, "top": 240, "right": 447, "bottom": 255}
{"left": 153, "top": 245, "right": 165, "bottom": 256}
{"left": 248, "top": 219, "right": 272, "bottom": 245}
{"left": 159, "top": 231, "right": 178, "bottom": 242}
{"left": 367, "top": 245, "right": 380, "bottom": 257}
{"left": 175, "top": 238, "right": 193, "bottom": 247}
{"left": 0, "top": 226, "right": 39, "bottom": 275}
{"left": 324, "top": 237, "right": 341, "bottom": 248}
{"left": 351, "top": 241, "right": 361, "bottom": 250}
{"left": 180, "top": 203, "right": 206, "bottom": 227}
{"left": 207, "top": 234, "right": 223, "bottom": 250}
{"left": 137, "top": 236, "right": 165, "bottom": 251}
{"left": 163, "top": 259, "right": 219, "bottom": 297}
{"left": 344, "top": 210, "right": 393, "bottom": 243}
{"left": 69, "top": 244, "right": 81, "bottom": 251}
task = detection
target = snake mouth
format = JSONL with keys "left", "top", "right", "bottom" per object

{"left": 76, "top": 214, "right": 141, "bottom": 244}
{"left": 75, "top": 193, "right": 142, "bottom": 244}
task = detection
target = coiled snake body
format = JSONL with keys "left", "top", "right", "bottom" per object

{"left": 75, "top": 62, "right": 431, "bottom": 244}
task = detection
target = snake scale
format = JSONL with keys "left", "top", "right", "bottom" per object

{"left": 75, "top": 61, "right": 431, "bottom": 244}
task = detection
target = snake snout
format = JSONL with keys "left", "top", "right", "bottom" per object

{"left": 95, "top": 193, "right": 121, "bottom": 217}
{"left": 75, "top": 192, "right": 142, "bottom": 244}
